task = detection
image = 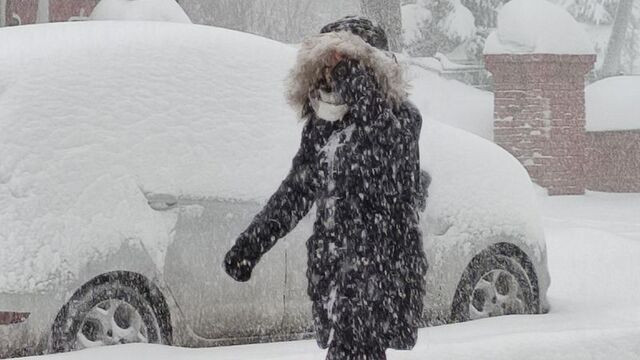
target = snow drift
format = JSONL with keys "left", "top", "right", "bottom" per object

{"left": 586, "top": 76, "right": 640, "bottom": 131}
{"left": 0, "top": 21, "right": 543, "bottom": 293}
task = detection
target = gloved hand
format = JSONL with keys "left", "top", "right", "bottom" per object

{"left": 330, "top": 58, "right": 382, "bottom": 117}
{"left": 223, "top": 245, "right": 256, "bottom": 282}
{"left": 418, "top": 170, "right": 431, "bottom": 212}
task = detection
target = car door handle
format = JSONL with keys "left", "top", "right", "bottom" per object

{"left": 146, "top": 193, "right": 178, "bottom": 211}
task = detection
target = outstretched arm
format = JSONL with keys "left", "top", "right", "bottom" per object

{"left": 224, "top": 121, "right": 320, "bottom": 282}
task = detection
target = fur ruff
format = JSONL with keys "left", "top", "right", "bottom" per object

{"left": 286, "top": 31, "right": 409, "bottom": 118}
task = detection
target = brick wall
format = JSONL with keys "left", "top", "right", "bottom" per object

{"left": 485, "top": 54, "right": 596, "bottom": 195}
{"left": 585, "top": 130, "right": 640, "bottom": 192}
{"left": 49, "top": 0, "right": 98, "bottom": 22}
{"left": 3, "top": 0, "right": 97, "bottom": 25}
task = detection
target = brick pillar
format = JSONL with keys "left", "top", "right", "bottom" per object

{"left": 485, "top": 54, "right": 596, "bottom": 195}
{"left": 6, "top": 0, "right": 38, "bottom": 25}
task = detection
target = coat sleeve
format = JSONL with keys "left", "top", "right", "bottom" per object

{"left": 331, "top": 59, "right": 387, "bottom": 122}
{"left": 228, "top": 120, "right": 320, "bottom": 267}
{"left": 404, "top": 102, "right": 428, "bottom": 212}
{"left": 381, "top": 101, "right": 425, "bottom": 215}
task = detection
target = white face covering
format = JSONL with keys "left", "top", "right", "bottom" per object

{"left": 309, "top": 88, "right": 349, "bottom": 122}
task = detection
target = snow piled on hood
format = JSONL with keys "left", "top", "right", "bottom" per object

{"left": 90, "top": 0, "right": 192, "bottom": 23}
{"left": 420, "top": 119, "right": 545, "bottom": 261}
{"left": 0, "top": 21, "right": 542, "bottom": 293}
{"left": 484, "top": 0, "right": 594, "bottom": 55}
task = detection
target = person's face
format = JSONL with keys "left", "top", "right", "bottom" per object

{"left": 323, "top": 51, "right": 345, "bottom": 88}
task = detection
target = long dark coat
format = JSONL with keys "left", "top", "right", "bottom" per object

{"left": 224, "top": 31, "right": 428, "bottom": 354}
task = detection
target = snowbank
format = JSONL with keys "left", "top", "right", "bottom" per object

{"left": 90, "top": 0, "right": 192, "bottom": 23}
{"left": 586, "top": 76, "right": 640, "bottom": 131}
{"left": 484, "top": 0, "right": 594, "bottom": 55}
{"left": 20, "top": 193, "right": 640, "bottom": 358}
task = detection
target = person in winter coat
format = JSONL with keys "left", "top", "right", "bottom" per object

{"left": 223, "top": 17, "right": 429, "bottom": 360}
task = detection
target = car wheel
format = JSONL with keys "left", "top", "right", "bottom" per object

{"left": 50, "top": 277, "right": 167, "bottom": 352}
{"left": 451, "top": 253, "right": 535, "bottom": 322}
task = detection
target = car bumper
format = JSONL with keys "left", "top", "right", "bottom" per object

{"left": 0, "top": 293, "right": 61, "bottom": 359}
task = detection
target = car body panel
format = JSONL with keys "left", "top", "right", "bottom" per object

{"left": 163, "top": 198, "right": 286, "bottom": 339}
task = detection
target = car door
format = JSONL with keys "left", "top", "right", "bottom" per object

{"left": 163, "top": 197, "right": 286, "bottom": 339}
{"left": 281, "top": 209, "right": 315, "bottom": 333}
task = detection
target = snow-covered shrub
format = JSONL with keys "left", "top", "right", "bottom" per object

{"left": 402, "top": 0, "right": 476, "bottom": 57}
{"left": 551, "top": 0, "right": 618, "bottom": 25}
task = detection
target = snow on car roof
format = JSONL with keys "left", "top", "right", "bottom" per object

{"left": 0, "top": 21, "right": 300, "bottom": 202}
{"left": 0, "top": 21, "right": 543, "bottom": 293}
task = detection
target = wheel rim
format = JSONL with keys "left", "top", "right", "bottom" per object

{"left": 75, "top": 299, "right": 157, "bottom": 349}
{"left": 469, "top": 269, "right": 526, "bottom": 320}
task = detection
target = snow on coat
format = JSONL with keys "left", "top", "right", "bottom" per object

{"left": 224, "top": 31, "right": 428, "bottom": 353}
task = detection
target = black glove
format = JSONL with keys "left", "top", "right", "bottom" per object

{"left": 223, "top": 245, "right": 257, "bottom": 282}
{"left": 331, "top": 59, "right": 383, "bottom": 117}
{"left": 418, "top": 170, "right": 431, "bottom": 212}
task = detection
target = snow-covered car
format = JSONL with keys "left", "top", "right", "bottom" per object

{"left": 0, "top": 22, "right": 550, "bottom": 357}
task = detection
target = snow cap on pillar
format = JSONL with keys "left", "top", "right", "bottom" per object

{"left": 484, "top": 0, "right": 594, "bottom": 55}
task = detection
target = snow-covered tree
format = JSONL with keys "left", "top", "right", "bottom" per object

{"left": 179, "top": 0, "right": 360, "bottom": 43}
{"left": 404, "top": 0, "right": 476, "bottom": 57}
{"left": 460, "top": 0, "right": 508, "bottom": 28}
{"left": 553, "top": 0, "right": 618, "bottom": 25}
{"left": 359, "top": 0, "right": 404, "bottom": 51}
{"left": 601, "top": 0, "right": 636, "bottom": 76}
{"left": 623, "top": 1, "right": 640, "bottom": 73}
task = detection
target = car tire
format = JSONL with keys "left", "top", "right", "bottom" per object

{"left": 451, "top": 252, "right": 536, "bottom": 323}
{"left": 49, "top": 276, "right": 168, "bottom": 353}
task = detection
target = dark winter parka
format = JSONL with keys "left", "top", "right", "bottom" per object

{"left": 224, "top": 31, "right": 428, "bottom": 352}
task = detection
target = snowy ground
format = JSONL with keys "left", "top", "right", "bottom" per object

{"left": 22, "top": 191, "right": 640, "bottom": 359}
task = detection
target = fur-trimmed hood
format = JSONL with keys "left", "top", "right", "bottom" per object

{"left": 286, "top": 31, "right": 409, "bottom": 117}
